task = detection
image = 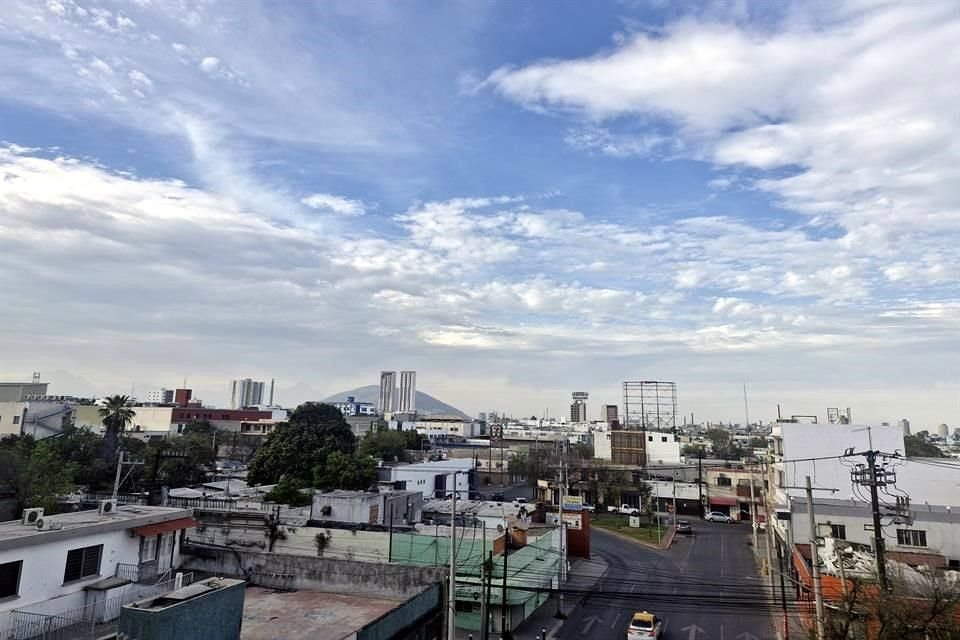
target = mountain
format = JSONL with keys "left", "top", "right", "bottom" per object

{"left": 322, "top": 385, "right": 470, "bottom": 419}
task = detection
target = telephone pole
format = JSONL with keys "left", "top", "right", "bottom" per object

{"left": 806, "top": 476, "right": 826, "bottom": 640}
{"left": 448, "top": 473, "right": 458, "bottom": 640}
{"left": 849, "top": 449, "right": 891, "bottom": 591}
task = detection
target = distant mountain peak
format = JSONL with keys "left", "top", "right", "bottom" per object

{"left": 322, "top": 385, "right": 470, "bottom": 419}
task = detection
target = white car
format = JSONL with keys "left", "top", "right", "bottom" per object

{"left": 705, "top": 511, "right": 734, "bottom": 523}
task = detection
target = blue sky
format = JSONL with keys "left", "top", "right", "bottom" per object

{"left": 0, "top": 0, "right": 957, "bottom": 426}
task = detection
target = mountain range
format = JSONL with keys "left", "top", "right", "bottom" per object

{"left": 322, "top": 385, "right": 470, "bottom": 419}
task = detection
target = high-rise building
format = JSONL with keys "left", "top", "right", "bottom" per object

{"left": 898, "top": 418, "right": 911, "bottom": 436}
{"left": 378, "top": 371, "right": 396, "bottom": 414}
{"left": 230, "top": 378, "right": 265, "bottom": 409}
{"left": 937, "top": 423, "right": 949, "bottom": 438}
{"left": 570, "top": 391, "right": 589, "bottom": 423}
{"left": 399, "top": 371, "right": 416, "bottom": 413}
{"left": 603, "top": 404, "right": 618, "bottom": 425}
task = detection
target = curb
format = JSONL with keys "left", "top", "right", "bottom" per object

{"left": 593, "top": 525, "right": 676, "bottom": 551}
{"left": 546, "top": 559, "right": 610, "bottom": 640}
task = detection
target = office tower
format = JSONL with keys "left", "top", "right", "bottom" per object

{"left": 898, "top": 418, "right": 910, "bottom": 436}
{"left": 230, "top": 378, "right": 265, "bottom": 409}
{"left": 378, "top": 371, "right": 396, "bottom": 414}
{"left": 570, "top": 391, "right": 589, "bottom": 423}
{"left": 398, "top": 371, "right": 416, "bottom": 413}
{"left": 604, "top": 404, "right": 618, "bottom": 425}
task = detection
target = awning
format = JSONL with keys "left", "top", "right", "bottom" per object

{"left": 708, "top": 496, "right": 738, "bottom": 506}
{"left": 132, "top": 517, "right": 197, "bottom": 537}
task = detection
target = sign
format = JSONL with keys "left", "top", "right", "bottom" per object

{"left": 562, "top": 495, "right": 583, "bottom": 511}
{"left": 629, "top": 515, "right": 641, "bottom": 528}
{"left": 561, "top": 513, "right": 582, "bottom": 530}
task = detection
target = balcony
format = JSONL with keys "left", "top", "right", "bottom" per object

{"left": 735, "top": 485, "right": 764, "bottom": 499}
{"left": 4, "top": 573, "right": 193, "bottom": 640}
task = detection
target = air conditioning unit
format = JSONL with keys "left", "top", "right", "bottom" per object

{"left": 98, "top": 499, "right": 118, "bottom": 515}
{"left": 35, "top": 517, "right": 61, "bottom": 531}
{"left": 22, "top": 508, "right": 44, "bottom": 526}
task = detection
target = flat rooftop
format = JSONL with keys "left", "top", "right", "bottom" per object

{"left": 240, "top": 587, "right": 401, "bottom": 640}
{"left": 0, "top": 505, "right": 193, "bottom": 551}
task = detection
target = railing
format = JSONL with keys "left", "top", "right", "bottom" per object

{"left": 5, "top": 574, "right": 193, "bottom": 640}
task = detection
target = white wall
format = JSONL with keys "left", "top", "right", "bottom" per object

{"left": 187, "top": 522, "right": 392, "bottom": 563}
{"left": 0, "top": 529, "right": 139, "bottom": 631}
{"left": 593, "top": 429, "right": 612, "bottom": 460}
{"left": 0, "top": 402, "right": 27, "bottom": 437}
{"left": 389, "top": 467, "right": 471, "bottom": 500}
{"left": 645, "top": 432, "right": 682, "bottom": 464}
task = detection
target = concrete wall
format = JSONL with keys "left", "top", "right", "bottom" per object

{"left": 75, "top": 405, "right": 174, "bottom": 433}
{"left": 0, "top": 384, "right": 47, "bottom": 403}
{"left": 180, "top": 546, "right": 445, "bottom": 600}
{"left": 0, "top": 402, "right": 26, "bottom": 437}
{"left": 311, "top": 493, "right": 380, "bottom": 525}
{"left": 644, "top": 431, "right": 681, "bottom": 464}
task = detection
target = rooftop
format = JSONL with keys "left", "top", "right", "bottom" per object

{"left": 240, "top": 587, "right": 401, "bottom": 640}
{"left": 0, "top": 505, "right": 193, "bottom": 551}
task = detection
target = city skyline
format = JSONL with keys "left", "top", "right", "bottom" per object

{"left": 0, "top": 2, "right": 956, "bottom": 427}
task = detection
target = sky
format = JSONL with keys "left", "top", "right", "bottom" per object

{"left": 0, "top": 0, "right": 957, "bottom": 427}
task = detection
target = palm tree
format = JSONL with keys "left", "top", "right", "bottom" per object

{"left": 99, "top": 395, "right": 136, "bottom": 464}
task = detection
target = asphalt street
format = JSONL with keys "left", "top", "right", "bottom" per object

{"left": 558, "top": 521, "right": 775, "bottom": 640}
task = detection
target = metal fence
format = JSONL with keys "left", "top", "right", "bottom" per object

{"left": 5, "top": 574, "right": 193, "bottom": 640}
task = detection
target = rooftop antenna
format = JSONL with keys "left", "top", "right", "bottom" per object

{"left": 742, "top": 380, "right": 750, "bottom": 429}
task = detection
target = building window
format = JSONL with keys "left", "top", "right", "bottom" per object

{"left": 716, "top": 476, "right": 732, "bottom": 487}
{"left": 12, "top": 416, "right": 19, "bottom": 425}
{"left": 661, "top": 436, "right": 668, "bottom": 442}
{"left": 0, "top": 560, "right": 22, "bottom": 599}
{"left": 64, "top": 544, "right": 103, "bottom": 583}
{"left": 896, "top": 529, "right": 927, "bottom": 547}
{"left": 830, "top": 524, "right": 846, "bottom": 540}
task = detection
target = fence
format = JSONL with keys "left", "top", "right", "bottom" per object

{"left": 4, "top": 574, "right": 193, "bottom": 640}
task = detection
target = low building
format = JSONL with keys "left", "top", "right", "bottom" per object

{"left": 0, "top": 400, "right": 75, "bottom": 439}
{"left": 415, "top": 415, "right": 485, "bottom": 443}
{"left": 704, "top": 465, "right": 764, "bottom": 521}
{"left": 311, "top": 490, "right": 423, "bottom": 527}
{"left": 610, "top": 429, "right": 646, "bottom": 466}
{"left": 0, "top": 504, "right": 195, "bottom": 637}
{"left": 421, "top": 497, "right": 533, "bottom": 532}
{"left": 0, "top": 382, "right": 48, "bottom": 403}
{"left": 378, "top": 458, "right": 475, "bottom": 500}
{"left": 119, "top": 577, "right": 245, "bottom": 640}
{"left": 330, "top": 396, "right": 377, "bottom": 417}
{"left": 75, "top": 405, "right": 175, "bottom": 436}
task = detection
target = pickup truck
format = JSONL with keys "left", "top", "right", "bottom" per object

{"left": 607, "top": 504, "right": 641, "bottom": 516}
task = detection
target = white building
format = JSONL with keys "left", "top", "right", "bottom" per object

{"left": 592, "top": 426, "right": 681, "bottom": 464}
{"left": 0, "top": 505, "right": 195, "bottom": 636}
{"left": 0, "top": 401, "right": 75, "bottom": 439}
{"left": 229, "top": 378, "right": 265, "bottom": 409}
{"left": 398, "top": 371, "right": 416, "bottom": 413}
{"left": 311, "top": 490, "right": 423, "bottom": 526}
{"left": 898, "top": 418, "right": 911, "bottom": 436}
{"left": 331, "top": 396, "right": 377, "bottom": 417}
{"left": 378, "top": 371, "right": 396, "bottom": 414}
{"left": 379, "top": 459, "right": 475, "bottom": 500}
{"left": 415, "top": 416, "right": 484, "bottom": 442}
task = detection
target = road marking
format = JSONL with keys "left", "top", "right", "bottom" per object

{"left": 611, "top": 612, "right": 621, "bottom": 629}
{"left": 581, "top": 615, "right": 603, "bottom": 635}
{"left": 721, "top": 623, "right": 725, "bottom": 640}
{"left": 681, "top": 624, "right": 706, "bottom": 640}
{"left": 737, "top": 633, "right": 761, "bottom": 640}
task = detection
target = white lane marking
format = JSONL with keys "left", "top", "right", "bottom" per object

{"left": 611, "top": 611, "right": 621, "bottom": 629}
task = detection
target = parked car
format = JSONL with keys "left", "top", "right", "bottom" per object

{"left": 490, "top": 492, "right": 505, "bottom": 502}
{"left": 627, "top": 611, "right": 663, "bottom": 639}
{"left": 705, "top": 511, "right": 734, "bottom": 523}
{"left": 513, "top": 497, "right": 528, "bottom": 504}
{"left": 607, "top": 503, "right": 640, "bottom": 515}
{"left": 676, "top": 520, "right": 692, "bottom": 534}
{"left": 581, "top": 503, "right": 596, "bottom": 513}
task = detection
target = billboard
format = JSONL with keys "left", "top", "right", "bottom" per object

{"left": 562, "top": 495, "right": 583, "bottom": 511}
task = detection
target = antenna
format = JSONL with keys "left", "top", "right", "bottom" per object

{"left": 742, "top": 381, "right": 750, "bottom": 429}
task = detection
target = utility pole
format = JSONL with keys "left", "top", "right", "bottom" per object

{"left": 749, "top": 468, "right": 758, "bottom": 551}
{"left": 865, "top": 450, "right": 889, "bottom": 591}
{"left": 806, "top": 476, "right": 826, "bottom": 640}
{"left": 112, "top": 450, "right": 125, "bottom": 499}
{"left": 479, "top": 548, "right": 489, "bottom": 640}
{"left": 448, "top": 473, "right": 458, "bottom": 640}
{"left": 776, "top": 533, "right": 790, "bottom": 640}
{"left": 554, "top": 440, "right": 566, "bottom": 619}
{"left": 481, "top": 550, "right": 493, "bottom": 640}
{"left": 697, "top": 450, "right": 704, "bottom": 518}
{"left": 500, "top": 549, "right": 511, "bottom": 639}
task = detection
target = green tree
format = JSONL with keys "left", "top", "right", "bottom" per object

{"left": 99, "top": 394, "right": 136, "bottom": 465}
{"left": 748, "top": 436, "right": 768, "bottom": 449}
{"left": 571, "top": 442, "right": 594, "bottom": 460}
{"left": 359, "top": 428, "right": 421, "bottom": 462}
{"left": 182, "top": 419, "right": 215, "bottom": 436}
{"left": 47, "top": 425, "right": 113, "bottom": 490}
{"left": 247, "top": 403, "right": 357, "bottom": 485}
{"left": 146, "top": 434, "right": 216, "bottom": 488}
{"left": 0, "top": 435, "right": 77, "bottom": 516}
{"left": 705, "top": 429, "right": 744, "bottom": 459}
{"left": 264, "top": 477, "right": 312, "bottom": 506}
{"left": 681, "top": 443, "right": 706, "bottom": 457}
{"left": 314, "top": 451, "right": 376, "bottom": 490}
{"left": 904, "top": 434, "right": 946, "bottom": 458}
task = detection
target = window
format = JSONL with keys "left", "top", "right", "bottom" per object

{"left": 897, "top": 529, "right": 927, "bottom": 547}
{"left": 830, "top": 524, "right": 846, "bottom": 540}
{"left": 64, "top": 544, "right": 102, "bottom": 583}
{"left": 0, "top": 560, "right": 22, "bottom": 599}
{"left": 12, "top": 415, "right": 19, "bottom": 425}
{"left": 661, "top": 436, "right": 668, "bottom": 442}
{"left": 716, "top": 476, "right": 732, "bottom": 487}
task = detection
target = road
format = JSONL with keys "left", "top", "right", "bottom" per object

{"left": 478, "top": 482, "right": 532, "bottom": 502}
{"left": 558, "top": 521, "right": 775, "bottom": 640}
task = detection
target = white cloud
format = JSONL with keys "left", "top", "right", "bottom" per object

{"left": 199, "top": 56, "right": 220, "bottom": 73}
{"left": 301, "top": 193, "right": 366, "bottom": 216}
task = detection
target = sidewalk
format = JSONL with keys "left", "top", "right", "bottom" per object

{"left": 509, "top": 556, "right": 608, "bottom": 640}
{"left": 751, "top": 527, "right": 806, "bottom": 640}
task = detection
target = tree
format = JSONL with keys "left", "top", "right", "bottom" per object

{"left": 47, "top": 425, "right": 114, "bottom": 490}
{"left": 359, "top": 428, "right": 420, "bottom": 462}
{"left": 146, "top": 434, "right": 216, "bottom": 488}
{"left": 748, "top": 436, "right": 768, "bottom": 449}
{"left": 681, "top": 443, "right": 706, "bottom": 457}
{"left": 705, "top": 429, "right": 744, "bottom": 459}
{"left": 904, "top": 434, "right": 946, "bottom": 458}
{"left": 314, "top": 452, "right": 376, "bottom": 490}
{"left": 247, "top": 403, "right": 357, "bottom": 485}
{"left": 99, "top": 395, "right": 136, "bottom": 465}
{"left": 0, "top": 435, "right": 76, "bottom": 517}
{"left": 264, "top": 478, "right": 312, "bottom": 506}
{"left": 571, "top": 442, "right": 594, "bottom": 460}
{"left": 182, "top": 419, "right": 215, "bottom": 436}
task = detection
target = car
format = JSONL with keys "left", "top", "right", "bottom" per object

{"left": 676, "top": 520, "right": 692, "bottom": 534}
{"left": 490, "top": 492, "right": 505, "bottom": 502}
{"left": 581, "top": 503, "right": 596, "bottom": 513}
{"left": 626, "top": 611, "right": 662, "bottom": 639}
{"left": 513, "top": 497, "right": 528, "bottom": 504}
{"left": 705, "top": 511, "right": 734, "bottom": 523}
